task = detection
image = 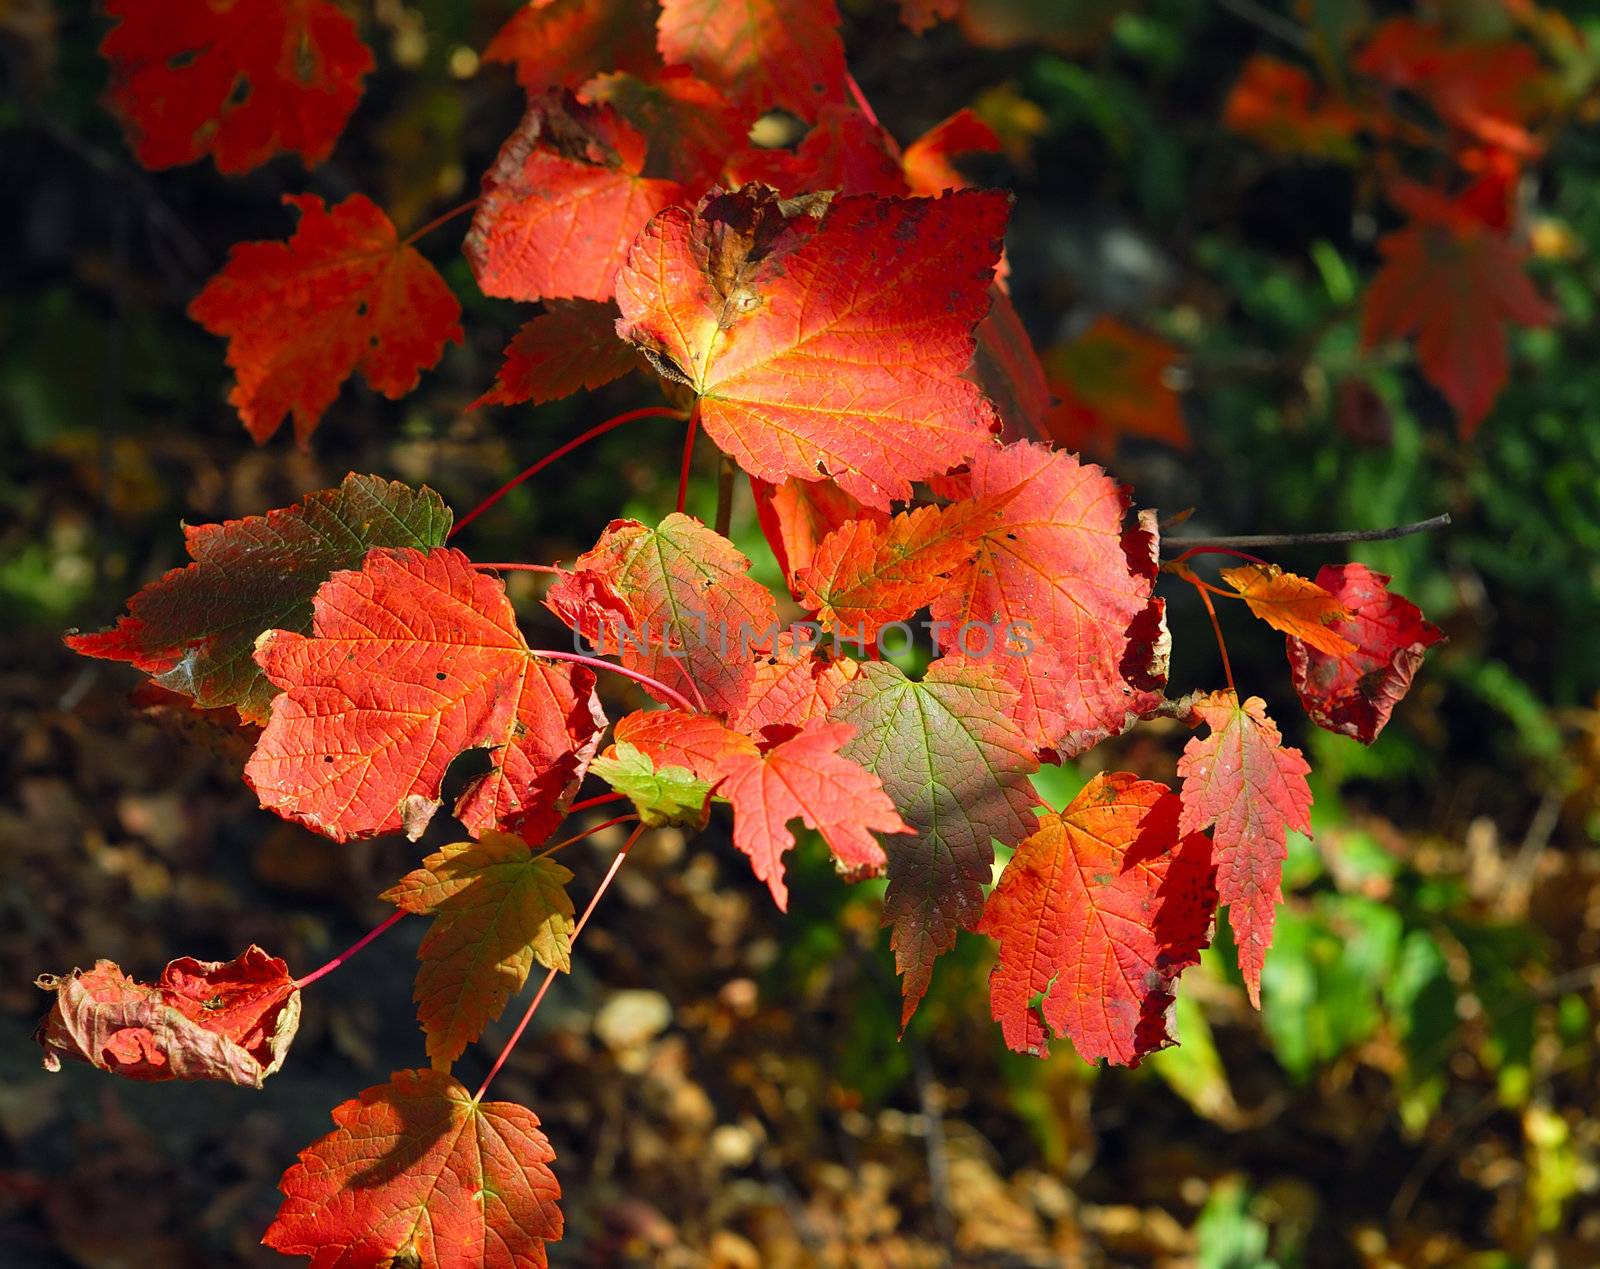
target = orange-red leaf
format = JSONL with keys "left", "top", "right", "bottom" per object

{"left": 1177, "top": 693, "right": 1312, "bottom": 1008}
{"left": 465, "top": 91, "right": 683, "bottom": 303}
{"left": 969, "top": 288, "right": 1054, "bottom": 442}
{"left": 1286, "top": 563, "right": 1444, "bottom": 743}
{"left": 382, "top": 834, "right": 576, "bottom": 1068}
{"left": 616, "top": 184, "right": 1010, "bottom": 508}
{"left": 1222, "top": 54, "right": 1361, "bottom": 158}
{"left": 34, "top": 946, "right": 299, "bottom": 1087}
{"left": 188, "top": 196, "right": 462, "bottom": 446}
{"left": 898, "top": 0, "right": 958, "bottom": 34}
{"left": 581, "top": 67, "right": 755, "bottom": 187}
{"left": 729, "top": 635, "right": 859, "bottom": 736}
{"left": 474, "top": 301, "right": 639, "bottom": 408}
{"left": 655, "top": 0, "right": 846, "bottom": 121}
{"left": 833, "top": 661, "right": 1042, "bottom": 1024}
{"left": 483, "top": 0, "right": 660, "bottom": 92}
{"left": 751, "top": 476, "right": 886, "bottom": 597}
{"left": 100, "top": 0, "right": 372, "bottom": 173}
{"left": 714, "top": 721, "right": 906, "bottom": 908}
{"left": 791, "top": 104, "right": 908, "bottom": 196}
{"left": 903, "top": 109, "right": 1002, "bottom": 195}
{"left": 1042, "top": 317, "right": 1189, "bottom": 454}
{"left": 247, "top": 547, "right": 605, "bottom": 844}
{"left": 978, "top": 773, "right": 1215, "bottom": 1064}
{"left": 1361, "top": 216, "right": 1555, "bottom": 436}
{"left": 1220, "top": 563, "right": 1357, "bottom": 657}
{"left": 930, "top": 440, "right": 1168, "bottom": 758}
{"left": 264, "top": 1068, "right": 562, "bottom": 1269}
{"left": 546, "top": 513, "right": 777, "bottom": 715}
{"left": 609, "top": 707, "right": 757, "bottom": 782}
{"left": 66, "top": 475, "right": 450, "bottom": 725}
{"left": 795, "top": 495, "right": 1013, "bottom": 638}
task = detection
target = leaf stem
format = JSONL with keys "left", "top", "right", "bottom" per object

{"left": 474, "top": 822, "right": 647, "bottom": 1101}
{"left": 401, "top": 197, "right": 481, "bottom": 247}
{"left": 292, "top": 910, "right": 406, "bottom": 990}
{"left": 534, "top": 813, "right": 638, "bottom": 860}
{"left": 567, "top": 792, "right": 626, "bottom": 814}
{"left": 676, "top": 401, "right": 701, "bottom": 515}
{"left": 470, "top": 562, "right": 567, "bottom": 575}
{"left": 450, "top": 405, "right": 689, "bottom": 540}
{"left": 1163, "top": 513, "right": 1450, "bottom": 553}
{"left": 1192, "top": 580, "right": 1236, "bottom": 697}
{"left": 533, "top": 648, "right": 700, "bottom": 713}
{"left": 846, "top": 71, "right": 884, "bottom": 131}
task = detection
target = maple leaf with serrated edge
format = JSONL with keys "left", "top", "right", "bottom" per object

{"left": 100, "top": 0, "right": 372, "bottom": 174}
{"left": 189, "top": 196, "right": 462, "bottom": 446}
{"left": 1220, "top": 563, "right": 1356, "bottom": 657}
{"left": 1361, "top": 217, "right": 1555, "bottom": 436}
{"left": 615, "top": 184, "right": 1010, "bottom": 508}
{"left": 465, "top": 90, "right": 683, "bottom": 304}
{"left": 715, "top": 720, "right": 906, "bottom": 908}
{"left": 795, "top": 494, "right": 1014, "bottom": 639}
{"left": 483, "top": 0, "right": 661, "bottom": 93}
{"left": 67, "top": 475, "right": 450, "bottom": 725}
{"left": 608, "top": 708, "right": 757, "bottom": 781}
{"left": 247, "top": 547, "right": 605, "bottom": 844}
{"left": 591, "top": 742, "right": 712, "bottom": 828}
{"left": 1177, "top": 692, "right": 1311, "bottom": 1008}
{"left": 656, "top": 0, "right": 846, "bottom": 122}
{"left": 474, "top": 301, "right": 640, "bottom": 409}
{"left": 382, "top": 833, "right": 575, "bottom": 1068}
{"left": 1043, "top": 317, "right": 1189, "bottom": 454}
{"left": 34, "top": 946, "right": 299, "bottom": 1087}
{"left": 728, "top": 635, "right": 859, "bottom": 736}
{"left": 1286, "top": 563, "right": 1444, "bottom": 744}
{"left": 751, "top": 477, "right": 886, "bottom": 598}
{"left": 581, "top": 67, "right": 755, "bottom": 187}
{"left": 930, "top": 440, "right": 1168, "bottom": 758}
{"left": 978, "top": 773, "right": 1215, "bottom": 1064}
{"left": 832, "top": 661, "right": 1042, "bottom": 1024}
{"left": 546, "top": 513, "right": 777, "bottom": 716}
{"left": 263, "top": 1068, "right": 561, "bottom": 1268}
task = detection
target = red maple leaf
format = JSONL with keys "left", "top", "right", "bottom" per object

{"left": 581, "top": 67, "right": 755, "bottom": 187}
{"left": 464, "top": 91, "right": 684, "bottom": 303}
{"left": 609, "top": 707, "right": 757, "bottom": 782}
{"left": 751, "top": 477, "right": 886, "bottom": 597}
{"left": 474, "top": 301, "right": 640, "bottom": 408}
{"left": 1362, "top": 214, "right": 1556, "bottom": 435}
{"left": 1177, "top": 692, "right": 1312, "bottom": 1007}
{"left": 978, "top": 773, "right": 1215, "bottom": 1064}
{"left": 655, "top": 0, "right": 847, "bottom": 121}
{"left": 189, "top": 195, "right": 462, "bottom": 445}
{"left": 930, "top": 440, "right": 1168, "bottom": 757}
{"left": 100, "top": 0, "right": 372, "bottom": 173}
{"left": 264, "top": 1068, "right": 562, "bottom": 1268}
{"left": 246, "top": 547, "right": 606, "bottom": 844}
{"left": 833, "top": 661, "right": 1043, "bottom": 1024}
{"left": 728, "top": 636, "right": 860, "bottom": 736}
{"left": 34, "top": 946, "right": 299, "bottom": 1087}
{"left": 482, "top": 0, "right": 660, "bottom": 92}
{"left": 1222, "top": 54, "right": 1362, "bottom": 158}
{"left": 546, "top": 513, "right": 778, "bottom": 716}
{"left": 616, "top": 184, "right": 1010, "bottom": 507}
{"left": 903, "top": 109, "right": 1002, "bottom": 195}
{"left": 789, "top": 104, "right": 908, "bottom": 196}
{"left": 1043, "top": 317, "right": 1189, "bottom": 454}
{"left": 970, "top": 289, "right": 1054, "bottom": 442}
{"left": 66, "top": 475, "right": 450, "bottom": 724}
{"left": 1286, "top": 563, "right": 1444, "bottom": 744}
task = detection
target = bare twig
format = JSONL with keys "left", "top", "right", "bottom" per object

{"left": 1164, "top": 513, "right": 1451, "bottom": 553}
{"left": 1213, "top": 0, "right": 1312, "bottom": 51}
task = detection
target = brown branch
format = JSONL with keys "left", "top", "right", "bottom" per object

{"left": 1163, "top": 513, "right": 1451, "bottom": 554}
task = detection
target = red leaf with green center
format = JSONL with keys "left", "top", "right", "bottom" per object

{"left": 1177, "top": 692, "right": 1312, "bottom": 1007}
{"left": 1286, "top": 563, "right": 1444, "bottom": 743}
{"left": 795, "top": 494, "right": 1014, "bottom": 638}
{"left": 978, "top": 773, "right": 1215, "bottom": 1064}
{"left": 546, "top": 513, "right": 778, "bottom": 716}
{"left": 382, "top": 833, "right": 576, "bottom": 1068}
{"left": 66, "top": 475, "right": 450, "bottom": 725}
{"left": 100, "top": 0, "right": 372, "bottom": 173}
{"left": 473, "top": 301, "right": 640, "bottom": 408}
{"left": 655, "top": 0, "right": 846, "bottom": 122}
{"left": 264, "top": 1068, "right": 562, "bottom": 1268}
{"left": 832, "top": 660, "right": 1042, "bottom": 1024}
{"left": 1361, "top": 217, "right": 1555, "bottom": 436}
{"left": 615, "top": 184, "right": 1010, "bottom": 508}
{"left": 188, "top": 195, "right": 463, "bottom": 445}
{"left": 714, "top": 721, "right": 906, "bottom": 908}
{"left": 929, "top": 439, "right": 1168, "bottom": 758}
{"left": 34, "top": 946, "right": 299, "bottom": 1087}
{"left": 483, "top": 0, "right": 660, "bottom": 92}
{"left": 247, "top": 547, "right": 606, "bottom": 844}
{"left": 607, "top": 708, "right": 757, "bottom": 782}
{"left": 465, "top": 90, "right": 684, "bottom": 303}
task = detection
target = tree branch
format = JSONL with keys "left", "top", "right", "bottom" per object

{"left": 1163, "top": 513, "right": 1450, "bottom": 554}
